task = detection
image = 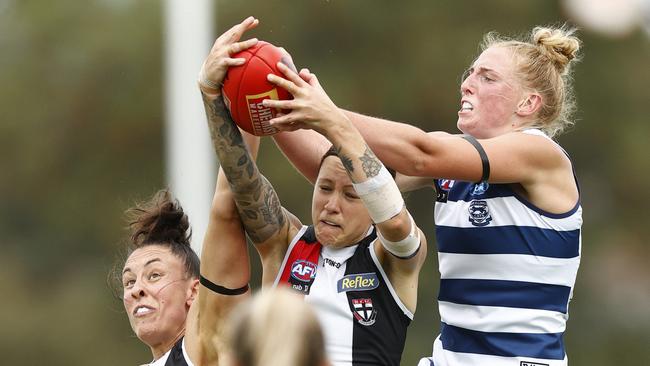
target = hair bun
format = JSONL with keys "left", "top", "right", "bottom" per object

{"left": 533, "top": 26, "right": 580, "bottom": 73}
{"left": 127, "top": 189, "right": 192, "bottom": 248}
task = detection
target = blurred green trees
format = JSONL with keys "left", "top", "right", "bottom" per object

{"left": 1, "top": 0, "right": 648, "bottom": 364}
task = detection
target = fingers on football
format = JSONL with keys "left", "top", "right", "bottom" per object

{"left": 262, "top": 99, "right": 290, "bottom": 110}
{"left": 217, "top": 17, "right": 258, "bottom": 49}
{"left": 232, "top": 16, "right": 258, "bottom": 39}
{"left": 229, "top": 38, "right": 258, "bottom": 55}
{"left": 267, "top": 73, "right": 300, "bottom": 95}
{"left": 299, "top": 68, "right": 312, "bottom": 82}
{"left": 222, "top": 57, "right": 246, "bottom": 67}
{"left": 276, "top": 61, "right": 306, "bottom": 87}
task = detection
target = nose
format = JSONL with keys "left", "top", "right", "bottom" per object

{"left": 126, "top": 280, "right": 147, "bottom": 301}
{"left": 460, "top": 72, "right": 475, "bottom": 96}
{"left": 323, "top": 194, "right": 341, "bottom": 213}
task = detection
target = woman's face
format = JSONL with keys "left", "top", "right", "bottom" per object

{"left": 311, "top": 156, "right": 373, "bottom": 248}
{"left": 122, "top": 245, "right": 196, "bottom": 348}
{"left": 457, "top": 46, "right": 525, "bottom": 139}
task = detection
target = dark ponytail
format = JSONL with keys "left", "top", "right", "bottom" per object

{"left": 125, "top": 189, "right": 200, "bottom": 278}
{"left": 109, "top": 189, "right": 200, "bottom": 298}
{"left": 127, "top": 190, "right": 192, "bottom": 248}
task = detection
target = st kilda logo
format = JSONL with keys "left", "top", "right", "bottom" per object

{"left": 352, "top": 298, "right": 377, "bottom": 326}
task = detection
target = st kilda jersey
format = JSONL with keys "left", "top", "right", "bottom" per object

{"left": 148, "top": 337, "right": 194, "bottom": 366}
{"left": 273, "top": 226, "right": 413, "bottom": 366}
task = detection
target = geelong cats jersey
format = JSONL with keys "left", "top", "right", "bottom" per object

{"left": 429, "top": 129, "right": 582, "bottom": 366}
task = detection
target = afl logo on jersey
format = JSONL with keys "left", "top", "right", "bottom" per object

{"left": 351, "top": 298, "right": 377, "bottom": 326}
{"left": 437, "top": 179, "right": 456, "bottom": 203}
{"left": 468, "top": 200, "right": 492, "bottom": 227}
{"left": 290, "top": 260, "right": 317, "bottom": 282}
{"left": 439, "top": 179, "right": 455, "bottom": 190}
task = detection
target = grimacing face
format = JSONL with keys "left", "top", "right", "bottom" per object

{"left": 311, "top": 156, "right": 373, "bottom": 248}
{"left": 457, "top": 46, "right": 527, "bottom": 139}
{"left": 122, "top": 245, "right": 196, "bottom": 348}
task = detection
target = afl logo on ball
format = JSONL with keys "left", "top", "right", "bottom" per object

{"left": 290, "top": 260, "right": 317, "bottom": 282}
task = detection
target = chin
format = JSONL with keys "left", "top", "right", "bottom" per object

{"left": 136, "top": 325, "right": 162, "bottom": 346}
{"left": 314, "top": 230, "right": 335, "bottom": 247}
{"left": 456, "top": 119, "right": 471, "bottom": 134}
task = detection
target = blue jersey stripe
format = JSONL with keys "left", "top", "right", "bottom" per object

{"left": 440, "top": 322, "right": 565, "bottom": 360}
{"left": 438, "top": 279, "right": 571, "bottom": 313}
{"left": 445, "top": 181, "right": 515, "bottom": 201}
{"left": 437, "top": 226, "right": 580, "bottom": 258}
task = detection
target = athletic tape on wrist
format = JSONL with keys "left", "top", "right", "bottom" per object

{"left": 377, "top": 213, "right": 421, "bottom": 259}
{"left": 352, "top": 166, "right": 404, "bottom": 223}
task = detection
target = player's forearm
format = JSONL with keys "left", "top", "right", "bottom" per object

{"left": 343, "top": 110, "right": 432, "bottom": 176}
{"left": 272, "top": 129, "right": 329, "bottom": 185}
{"left": 201, "top": 92, "right": 286, "bottom": 243}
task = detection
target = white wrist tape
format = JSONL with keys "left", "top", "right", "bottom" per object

{"left": 377, "top": 213, "right": 421, "bottom": 259}
{"left": 352, "top": 166, "right": 404, "bottom": 223}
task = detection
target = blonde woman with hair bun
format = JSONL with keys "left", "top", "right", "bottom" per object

{"left": 267, "top": 23, "right": 584, "bottom": 366}
{"left": 228, "top": 288, "right": 329, "bottom": 366}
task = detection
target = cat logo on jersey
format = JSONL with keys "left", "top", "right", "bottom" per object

{"left": 290, "top": 260, "right": 317, "bottom": 282}
{"left": 351, "top": 298, "right": 377, "bottom": 326}
{"left": 337, "top": 273, "right": 379, "bottom": 293}
{"left": 468, "top": 200, "right": 492, "bottom": 226}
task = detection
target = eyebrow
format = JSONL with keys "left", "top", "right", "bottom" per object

{"left": 318, "top": 178, "right": 354, "bottom": 189}
{"left": 122, "top": 258, "right": 162, "bottom": 275}
{"left": 473, "top": 66, "right": 500, "bottom": 76}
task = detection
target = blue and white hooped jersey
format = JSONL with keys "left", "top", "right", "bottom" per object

{"left": 429, "top": 129, "right": 582, "bottom": 366}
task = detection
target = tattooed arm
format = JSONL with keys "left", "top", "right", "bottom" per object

{"left": 197, "top": 17, "right": 299, "bottom": 285}
{"left": 201, "top": 93, "right": 297, "bottom": 281}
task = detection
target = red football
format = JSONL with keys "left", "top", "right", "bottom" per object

{"left": 222, "top": 41, "right": 294, "bottom": 136}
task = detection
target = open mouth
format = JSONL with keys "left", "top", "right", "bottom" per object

{"left": 460, "top": 101, "right": 474, "bottom": 112}
{"left": 133, "top": 305, "right": 154, "bottom": 317}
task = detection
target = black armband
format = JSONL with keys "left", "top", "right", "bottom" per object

{"left": 199, "top": 275, "right": 249, "bottom": 296}
{"left": 462, "top": 135, "right": 490, "bottom": 182}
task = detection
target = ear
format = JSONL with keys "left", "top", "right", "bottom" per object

{"left": 515, "top": 93, "right": 542, "bottom": 117}
{"left": 186, "top": 278, "right": 199, "bottom": 307}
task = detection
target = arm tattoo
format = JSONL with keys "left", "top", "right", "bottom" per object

{"left": 336, "top": 147, "right": 355, "bottom": 173}
{"left": 335, "top": 144, "right": 383, "bottom": 182}
{"left": 201, "top": 92, "right": 286, "bottom": 243}
{"left": 359, "top": 146, "right": 382, "bottom": 179}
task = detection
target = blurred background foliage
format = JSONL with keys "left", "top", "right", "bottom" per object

{"left": 1, "top": 0, "right": 649, "bottom": 365}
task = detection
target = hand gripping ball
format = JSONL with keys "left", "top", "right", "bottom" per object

{"left": 222, "top": 41, "right": 294, "bottom": 136}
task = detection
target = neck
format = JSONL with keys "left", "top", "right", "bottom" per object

{"left": 149, "top": 328, "right": 185, "bottom": 361}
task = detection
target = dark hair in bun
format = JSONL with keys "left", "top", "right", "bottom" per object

{"left": 125, "top": 189, "right": 199, "bottom": 278}
{"left": 109, "top": 189, "right": 200, "bottom": 298}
